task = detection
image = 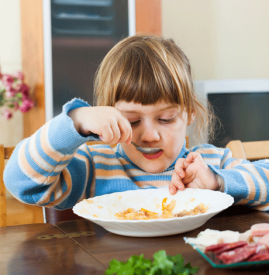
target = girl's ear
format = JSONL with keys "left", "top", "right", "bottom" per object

{"left": 188, "top": 112, "right": 195, "bottom": 125}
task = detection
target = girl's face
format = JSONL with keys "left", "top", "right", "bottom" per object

{"left": 115, "top": 100, "right": 193, "bottom": 173}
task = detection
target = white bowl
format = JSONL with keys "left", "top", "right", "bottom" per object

{"left": 73, "top": 188, "right": 234, "bottom": 237}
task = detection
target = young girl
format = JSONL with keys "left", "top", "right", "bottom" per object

{"left": 4, "top": 34, "right": 269, "bottom": 211}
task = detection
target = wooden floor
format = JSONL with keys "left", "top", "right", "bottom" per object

{"left": 6, "top": 198, "right": 44, "bottom": 226}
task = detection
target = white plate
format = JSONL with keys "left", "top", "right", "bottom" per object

{"left": 73, "top": 188, "right": 234, "bottom": 237}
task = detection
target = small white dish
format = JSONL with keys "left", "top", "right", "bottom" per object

{"left": 73, "top": 188, "right": 234, "bottom": 237}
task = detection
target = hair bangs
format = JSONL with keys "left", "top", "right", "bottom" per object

{"left": 114, "top": 47, "right": 182, "bottom": 106}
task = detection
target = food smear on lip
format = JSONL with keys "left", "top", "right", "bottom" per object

{"left": 114, "top": 197, "right": 208, "bottom": 220}
{"left": 142, "top": 149, "right": 163, "bottom": 160}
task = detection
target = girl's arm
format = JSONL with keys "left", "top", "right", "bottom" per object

{"left": 209, "top": 146, "right": 269, "bottom": 211}
{"left": 4, "top": 98, "right": 97, "bottom": 210}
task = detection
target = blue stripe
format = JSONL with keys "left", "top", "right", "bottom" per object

{"left": 95, "top": 163, "right": 124, "bottom": 170}
{"left": 131, "top": 175, "right": 172, "bottom": 182}
{"left": 200, "top": 153, "right": 223, "bottom": 159}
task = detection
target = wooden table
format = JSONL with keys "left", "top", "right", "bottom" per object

{"left": 1, "top": 206, "right": 269, "bottom": 274}
{"left": 0, "top": 223, "right": 105, "bottom": 274}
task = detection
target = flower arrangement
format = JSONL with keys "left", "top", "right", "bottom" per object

{"left": 0, "top": 69, "right": 34, "bottom": 119}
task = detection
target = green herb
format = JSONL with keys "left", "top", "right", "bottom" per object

{"left": 105, "top": 250, "right": 198, "bottom": 275}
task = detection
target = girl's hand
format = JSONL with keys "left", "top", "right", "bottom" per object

{"left": 169, "top": 152, "right": 219, "bottom": 195}
{"left": 68, "top": 106, "right": 132, "bottom": 145}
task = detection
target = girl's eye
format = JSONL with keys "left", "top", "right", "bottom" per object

{"left": 159, "top": 118, "right": 175, "bottom": 123}
{"left": 130, "top": 120, "right": 141, "bottom": 126}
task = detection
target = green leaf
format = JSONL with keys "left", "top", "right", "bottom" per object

{"left": 106, "top": 259, "right": 127, "bottom": 275}
{"left": 151, "top": 250, "right": 173, "bottom": 275}
{"left": 105, "top": 250, "right": 198, "bottom": 275}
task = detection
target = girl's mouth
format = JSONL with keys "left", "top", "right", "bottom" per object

{"left": 142, "top": 150, "right": 163, "bottom": 160}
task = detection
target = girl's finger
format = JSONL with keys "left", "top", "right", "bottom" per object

{"left": 100, "top": 124, "right": 115, "bottom": 144}
{"left": 185, "top": 152, "right": 201, "bottom": 163}
{"left": 169, "top": 184, "right": 177, "bottom": 195}
{"left": 117, "top": 118, "right": 132, "bottom": 144}
{"left": 174, "top": 158, "right": 191, "bottom": 178}
{"left": 170, "top": 171, "right": 185, "bottom": 194}
{"left": 110, "top": 120, "right": 122, "bottom": 144}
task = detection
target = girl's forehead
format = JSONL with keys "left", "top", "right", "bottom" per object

{"left": 115, "top": 100, "right": 180, "bottom": 114}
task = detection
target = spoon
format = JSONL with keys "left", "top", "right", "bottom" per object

{"left": 131, "top": 141, "right": 161, "bottom": 154}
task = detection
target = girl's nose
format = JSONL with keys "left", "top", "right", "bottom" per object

{"left": 140, "top": 123, "right": 160, "bottom": 142}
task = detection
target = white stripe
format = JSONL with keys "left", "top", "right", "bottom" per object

{"left": 94, "top": 155, "right": 120, "bottom": 165}
{"left": 203, "top": 158, "right": 220, "bottom": 166}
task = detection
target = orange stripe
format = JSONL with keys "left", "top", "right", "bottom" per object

{"left": 197, "top": 148, "right": 224, "bottom": 155}
{"left": 243, "top": 172, "right": 256, "bottom": 201}
{"left": 89, "top": 146, "right": 115, "bottom": 155}
{"left": 95, "top": 169, "right": 127, "bottom": 177}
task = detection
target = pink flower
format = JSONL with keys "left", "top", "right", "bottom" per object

{"left": 2, "top": 109, "right": 13, "bottom": 120}
{"left": 19, "top": 98, "right": 34, "bottom": 113}
{"left": 13, "top": 71, "right": 24, "bottom": 81}
{"left": 5, "top": 86, "right": 17, "bottom": 98}
{"left": 18, "top": 83, "right": 30, "bottom": 98}
{"left": 2, "top": 74, "right": 14, "bottom": 87}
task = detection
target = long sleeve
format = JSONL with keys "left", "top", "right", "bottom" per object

{"left": 192, "top": 144, "right": 269, "bottom": 211}
{"left": 4, "top": 98, "right": 96, "bottom": 210}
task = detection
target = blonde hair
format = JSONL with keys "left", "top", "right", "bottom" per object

{"left": 94, "top": 34, "right": 215, "bottom": 142}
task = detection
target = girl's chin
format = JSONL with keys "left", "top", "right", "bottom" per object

{"left": 139, "top": 162, "right": 170, "bottom": 174}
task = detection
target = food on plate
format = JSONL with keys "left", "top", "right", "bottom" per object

{"left": 185, "top": 229, "right": 251, "bottom": 248}
{"left": 185, "top": 223, "right": 269, "bottom": 265}
{"left": 216, "top": 243, "right": 261, "bottom": 264}
{"left": 258, "top": 233, "right": 269, "bottom": 247}
{"left": 105, "top": 250, "right": 199, "bottom": 275}
{"left": 250, "top": 223, "right": 269, "bottom": 237}
{"left": 205, "top": 241, "right": 248, "bottom": 254}
{"left": 115, "top": 197, "right": 208, "bottom": 220}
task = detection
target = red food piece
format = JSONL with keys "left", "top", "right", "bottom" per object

{"left": 205, "top": 241, "right": 247, "bottom": 254}
{"left": 217, "top": 244, "right": 259, "bottom": 264}
{"left": 205, "top": 243, "right": 227, "bottom": 253}
{"left": 251, "top": 223, "right": 269, "bottom": 237}
{"left": 248, "top": 247, "right": 269, "bottom": 262}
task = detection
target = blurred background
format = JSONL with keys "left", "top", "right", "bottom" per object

{"left": 1, "top": 0, "right": 269, "bottom": 147}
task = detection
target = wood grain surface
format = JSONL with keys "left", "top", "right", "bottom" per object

{"left": 0, "top": 223, "right": 105, "bottom": 275}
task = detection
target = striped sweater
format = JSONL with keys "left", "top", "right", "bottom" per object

{"left": 4, "top": 98, "right": 269, "bottom": 211}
